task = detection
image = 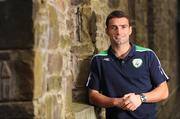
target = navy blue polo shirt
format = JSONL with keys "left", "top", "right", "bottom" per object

{"left": 86, "top": 43, "right": 169, "bottom": 119}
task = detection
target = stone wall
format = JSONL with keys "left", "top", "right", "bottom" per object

{"left": 33, "top": 0, "right": 178, "bottom": 118}
{"left": 0, "top": 0, "right": 178, "bottom": 119}
{"left": 33, "top": 0, "right": 130, "bottom": 118}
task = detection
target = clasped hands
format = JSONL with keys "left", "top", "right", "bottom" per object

{"left": 114, "top": 93, "right": 142, "bottom": 111}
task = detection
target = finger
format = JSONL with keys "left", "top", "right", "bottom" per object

{"left": 121, "top": 100, "right": 132, "bottom": 110}
{"left": 123, "top": 103, "right": 134, "bottom": 111}
{"left": 128, "top": 103, "right": 136, "bottom": 111}
{"left": 121, "top": 101, "right": 129, "bottom": 109}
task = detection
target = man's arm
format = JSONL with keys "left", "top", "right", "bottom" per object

{"left": 89, "top": 81, "right": 169, "bottom": 111}
{"left": 88, "top": 89, "right": 124, "bottom": 108}
{"left": 123, "top": 81, "right": 169, "bottom": 111}
{"left": 143, "top": 81, "right": 169, "bottom": 102}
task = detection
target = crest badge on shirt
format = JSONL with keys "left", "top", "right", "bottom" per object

{"left": 132, "top": 58, "right": 143, "bottom": 68}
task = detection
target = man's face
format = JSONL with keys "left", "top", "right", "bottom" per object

{"left": 106, "top": 17, "right": 132, "bottom": 46}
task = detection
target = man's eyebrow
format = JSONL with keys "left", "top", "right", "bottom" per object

{"left": 119, "top": 25, "right": 129, "bottom": 26}
{"left": 110, "top": 24, "right": 129, "bottom": 26}
{"left": 109, "top": 24, "right": 129, "bottom": 27}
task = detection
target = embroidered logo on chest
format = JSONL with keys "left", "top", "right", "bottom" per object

{"left": 132, "top": 58, "right": 143, "bottom": 68}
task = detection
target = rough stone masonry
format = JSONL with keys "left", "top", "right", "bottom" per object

{"left": 0, "top": 0, "right": 178, "bottom": 119}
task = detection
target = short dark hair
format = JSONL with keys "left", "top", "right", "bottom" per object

{"left": 105, "top": 10, "right": 131, "bottom": 28}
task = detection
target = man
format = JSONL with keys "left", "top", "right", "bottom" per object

{"left": 86, "top": 10, "right": 169, "bottom": 119}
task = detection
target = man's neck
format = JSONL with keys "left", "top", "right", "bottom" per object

{"left": 112, "top": 43, "right": 131, "bottom": 59}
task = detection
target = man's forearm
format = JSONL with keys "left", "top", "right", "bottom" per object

{"left": 143, "top": 81, "right": 169, "bottom": 103}
{"left": 89, "top": 89, "right": 123, "bottom": 108}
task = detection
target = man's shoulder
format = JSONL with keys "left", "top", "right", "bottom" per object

{"left": 94, "top": 50, "right": 108, "bottom": 57}
{"left": 135, "top": 45, "right": 152, "bottom": 52}
{"left": 134, "top": 45, "right": 158, "bottom": 59}
{"left": 90, "top": 50, "right": 109, "bottom": 62}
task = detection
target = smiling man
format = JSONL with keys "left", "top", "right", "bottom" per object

{"left": 86, "top": 10, "right": 169, "bottom": 119}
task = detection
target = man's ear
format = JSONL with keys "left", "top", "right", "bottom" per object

{"left": 129, "top": 26, "right": 132, "bottom": 35}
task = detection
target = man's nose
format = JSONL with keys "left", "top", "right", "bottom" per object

{"left": 116, "top": 27, "right": 123, "bottom": 34}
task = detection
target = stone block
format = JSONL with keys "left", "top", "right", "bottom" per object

{"left": 71, "top": 43, "right": 95, "bottom": 59}
{"left": 48, "top": 5, "right": 59, "bottom": 49}
{"left": 0, "top": 51, "right": 34, "bottom": 101}
{"left": 34, "top": 51, "right": 43, "bottom": 99}
{"left": 72, "top": 103, "right": 96, "bottom": 119}
{"left": 59, "top": 35, "right": 72, "bottom": 50}
{"left": 34, "top": 93, "right": 63, "bottom": 119}
{"left": 47, "top": 76, "right": 62, "bottom": 91}
{"left": 71, "top": 0, "right": 90, "bottom": 6}
{"left": 47, "top": 53, "right": 63, "bottom": 74}
{"left": 0, "top": 102, "right": 34, "bottom": 119}
{"left": 95, "top": 36, "right": 110, "bottom": 51}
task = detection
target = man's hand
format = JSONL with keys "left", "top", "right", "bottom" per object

{"left": 121, "top": 93, "right": 142, "bottom": 111}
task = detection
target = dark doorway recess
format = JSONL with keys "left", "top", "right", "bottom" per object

{"left": 0, "top": 0, "right": 33, "bottom": 49}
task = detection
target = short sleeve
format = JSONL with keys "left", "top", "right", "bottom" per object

{"left": 86, "top": 56, "right": 101, "bottom": 91}
{"left": 149, "top": 51, "right": 169, "bottom": 87}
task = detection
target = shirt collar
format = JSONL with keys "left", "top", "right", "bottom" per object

{"left": 108, "top": 42, "right": 136, "bottom": 60}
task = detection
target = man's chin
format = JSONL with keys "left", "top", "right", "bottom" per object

{"left": 115, "top": 41, "right": 128, "bottom": 45}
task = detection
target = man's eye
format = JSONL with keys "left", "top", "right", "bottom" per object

{"left": 121, "top": 25, "right": 128, "bottom": 28}
{"left": 111, "top": 26, "right": 117, "bottom": 30}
